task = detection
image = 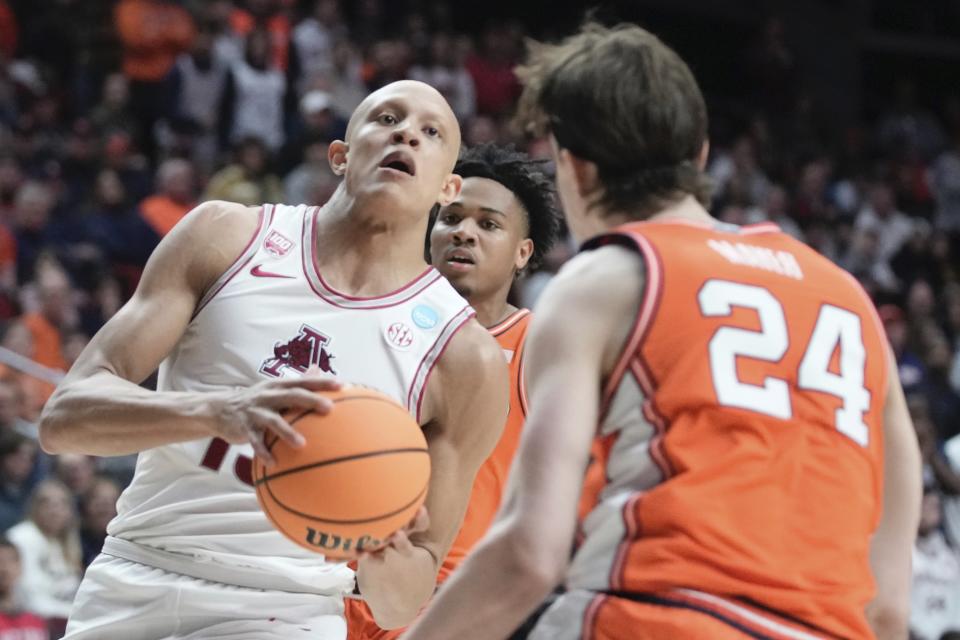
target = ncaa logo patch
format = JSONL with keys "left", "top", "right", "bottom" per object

{"left": 384, "top": 322, "right": 414, "bottom": 350}
{"left": 411, "top": 305, "right": 439, "bottom": 329}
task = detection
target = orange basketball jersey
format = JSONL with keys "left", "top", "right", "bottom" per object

{"left": 572, "top": 220, "right": 888, "bottom": 640}
{"left": 345, "top": 308, "right": 531, "bottom": 640}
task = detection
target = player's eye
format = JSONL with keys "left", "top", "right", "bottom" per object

{"left": 482, "top": 220, "right": 499, "bottom": 230}
{"left": 441, "top": 214, "right": 459, "bottom": 225}
{"left": 379, "top": 113, "right": 398, "bottom": 125}
{"left": 424, "top": 126, "right": 440, "bottom": 137}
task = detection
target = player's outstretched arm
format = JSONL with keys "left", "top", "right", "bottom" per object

{"left": 866, "top": 349, "right": 921, "bottom": 640}
{"left": 358, "top": 321, "right": 509, "bottom": 629}
{"left": 404, "top": 246, "right": 644, "bottom": 640}
{"left": 39, "top": 201, "right": 337, "bottom": 460}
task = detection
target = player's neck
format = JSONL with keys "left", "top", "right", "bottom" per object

{"left": 314, "top": 194, "right": 431, "bottom": 297}
{"left": 587, "top": 194, "right": 715, "bottom": 237}
{"left": 469, "top": 282, "right": 517, "bottom": 328}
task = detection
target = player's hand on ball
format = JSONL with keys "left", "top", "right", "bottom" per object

{"left": 359, "top": 506, "right": 430, "bottom": 559}
{"left": 210, "top": 367, "right": 340, "bottom": 466}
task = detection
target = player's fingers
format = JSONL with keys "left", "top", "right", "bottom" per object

{"left": 272, "top": 375, "right": 342, "bottom": 392}
{"left": 385, "top": 529, "right": 415, "bottom": 554}
{"left": 251, "top": 407, "right": 306, "bottom": 449}
{"left": 246, "top": 427, "right": 276, "bottom": 467}
{"left": 408, "top": 506, "right": 430, "bottom": 534}
{"left": 257, "top": 388, "right": 333, "bottom": 414}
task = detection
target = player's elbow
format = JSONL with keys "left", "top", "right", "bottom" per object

{"left": 369, "top": 601, "right": 419, "bottom": 630}
{"left": 38, "top": 389, "right": 75, "bottom": 454}
{"left": 866, "top": 597, "right": 909, "bottom": 640}
{"left": 503, "top": 522, "right": 567, "bottom": 592}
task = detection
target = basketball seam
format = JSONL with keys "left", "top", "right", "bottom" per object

{"left": 263, "top": 393, "right": 417, "bottom": 455}
{"left": 264, "top": 478, "right": 429, "bottom": 525}
{"left": 254, "top": 447, "right": 429, "bottom": 484}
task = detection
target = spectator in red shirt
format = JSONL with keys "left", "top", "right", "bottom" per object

{"left": 464, "top": 24, "right": 520, "bottom": 116}
{"left": 0, "top": 537, "right": 47, "bottom": 640}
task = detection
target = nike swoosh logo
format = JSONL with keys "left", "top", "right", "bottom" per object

{"left": 250, "top": 264, "right": 295, "bottom": 279}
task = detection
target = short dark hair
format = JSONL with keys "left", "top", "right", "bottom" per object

{"left": 452, "top": 143, "right": 561, "bottom": 270}
{"left": 0, "top": 535, "right": 16, "bottom": 555}
{"left": 515, "top": 22, "right": 711, "bottom": 219}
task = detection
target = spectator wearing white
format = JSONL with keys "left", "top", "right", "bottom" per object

{"left": 292, "top": 0, "right": 347, "bottom": 91}
{"left": 409, "top": 32, "right": 477, "bottom": 124}
{"left": 910, "top": 488, "right": 960, "bottom": 640}
{"left": 6, "top": 480, "right": 82, "bottom": 620}
{"left": 316, "top": 38, "right": 367, "bottom": 120}
{"left": 219, "top": 28, "right": 288, "bottom": 152}
{"left": 172, "top": 20, "right": 229, "bottom": 171}
{"left": 854, "top": 182, "right": 915, "bottom": 262}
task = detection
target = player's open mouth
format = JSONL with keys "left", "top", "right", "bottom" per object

{"left": 379, "top": 151, "right": 416, "bottom": 176}
{"left": 444, "top": 249, "right": 476, "bottom": 271}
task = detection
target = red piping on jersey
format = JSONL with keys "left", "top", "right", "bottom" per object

{"left": 739, "top": 222, "right": 782, "bottom": 235}
{"left": 582, "top": 593, "right": 607, "bottom": 640}
{"left": 192, "top": 204, "right": 269, "bottom": 319}
{"left": 411, "top": 307, "right": 476, "bottom": 423}
{"left": 302, "top": 206, "right": 441, "bottom": 308}
{"left": 598, "top": 231, "right": 664, "bottom": 422}
{"left": 488, "top": 308, "right": 530, "bottom": 336}
{"left": 610, "top": 490, "right": 644, "bottom": 591}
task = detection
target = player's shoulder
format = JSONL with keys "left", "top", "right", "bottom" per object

{"left": 439, "top": 318, "right": 505, "bottom": 376}
{"left": 543, "top": 244, "right": 645, "bottom": 316}
{"left": 177, "top": 200, "right": 261, "bottom": 236}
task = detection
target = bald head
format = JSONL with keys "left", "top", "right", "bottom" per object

{"left": 346, "top": 80, "right": 461, "bottom": 157}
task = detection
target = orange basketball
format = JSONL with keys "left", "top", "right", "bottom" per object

{"left": 252, "top": 386, "right": 430, "bottom": 561}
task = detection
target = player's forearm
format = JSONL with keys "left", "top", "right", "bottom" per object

{"left": 357, "top": 545, "right": 437, "bottom": 629}
{"left": 404, "top": 528, "right": 557, "bottom": 640}
{"left": 39, "top": 370, "right": 220, "bottom": 455}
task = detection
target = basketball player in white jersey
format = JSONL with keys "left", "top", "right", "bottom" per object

{"left": 39, "top": 80, "right": 509, "bottom": 640}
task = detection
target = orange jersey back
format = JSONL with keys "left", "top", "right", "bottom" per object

{"left": 440, "top": 308, "right": 530, "bottom": 581}
{"left": 573, "top": 221, "right": 888, "bottom": 639}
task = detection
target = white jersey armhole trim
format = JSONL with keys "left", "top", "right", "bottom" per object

{"left": 407, "top": 305, "right": 476, "bottom": 423}
{"left": 193, "top": 204, "right": 272, "bottom": 318}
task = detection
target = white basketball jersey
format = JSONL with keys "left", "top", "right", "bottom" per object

{"left": 105, "top": 203, "right": 474, "bottom": 595}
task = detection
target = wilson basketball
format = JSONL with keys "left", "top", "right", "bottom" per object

{"left": 252, "top": 386, "right": 431, "bottom": 561}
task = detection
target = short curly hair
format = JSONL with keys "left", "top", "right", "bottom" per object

{"left": 451, "top": 143, "right": 561, "bottom": 270}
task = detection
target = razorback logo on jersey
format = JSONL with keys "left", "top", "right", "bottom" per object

{"left": 260, "top": 324, "right": 337, "bottom": 377}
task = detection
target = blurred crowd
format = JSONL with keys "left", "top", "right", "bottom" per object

{"left": 0, "top": 1, "right": 958, "bottom": 638}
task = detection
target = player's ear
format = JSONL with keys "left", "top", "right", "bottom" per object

{"left": 328, "top": 140, "right": 348, "bottom": 176}
{"left": 515, "top": 238, "right": 534, "bottom": 272}
{"left": 437, "top": 173, "right": 463, "bottom": 206}
{"left": 697, "top": 140, "right": 710, "bottom": 171}
{"left": 564, "top": 150, "right": 600, "bottom": 200}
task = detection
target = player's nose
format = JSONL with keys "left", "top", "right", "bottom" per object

{"left": 390, "top": 126, "right": 419, "bottom": 148}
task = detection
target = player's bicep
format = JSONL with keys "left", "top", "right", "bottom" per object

{"left": 415, "top": 325, "right": 509, "bottom": 559}
{"left": 64, "top": 201, "right": 255, "bottom": 385}
{"left": 501, "top": 248, "right": 644, "bottom": 570}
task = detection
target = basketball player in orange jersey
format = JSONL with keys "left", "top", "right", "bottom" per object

{"left": 38, "top": 80, "right": 509, "bottom": 639}
{"left": 405, "top": 24, "right": 922, "bottom": 640}
{"left": 345, "top": 143, "right": 560, "bottom": 639}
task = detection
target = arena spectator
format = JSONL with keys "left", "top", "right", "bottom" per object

{"left": 0, "top": 536, "right": 48, "bottom": 640}
{"left": 279, "top": 90, "right": 346, "bottom": 173}
{"left": 114, "top": 0, "right": 196, "bottom": 157}
{"left": 855, "top": 182, "right": 916, "bottom": 262}
{"left": 219, "top": 28, "right": 289, "bottom": 152}
{"left": 292, "top": 0, "right": 347, "bottom": 89}
{"left": 6, "top": 480, "right": 82, "bottom": 621}
{"left": 137, "top": 158, "right": 196, "bottom": 238}
{"left": 205, "top": 136, "right": 283, "bottom": 206}
{"left": 0, "top": 429, "right": 47, "bottom": 533}
{"left": 78, "top": 476, "right": 119, "bottom": 569}
{"left": 409, "top": 32, "right": 477, "bottom": 124}
{"left": 464, "top": 24, "right": 519, "bottom": 116}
